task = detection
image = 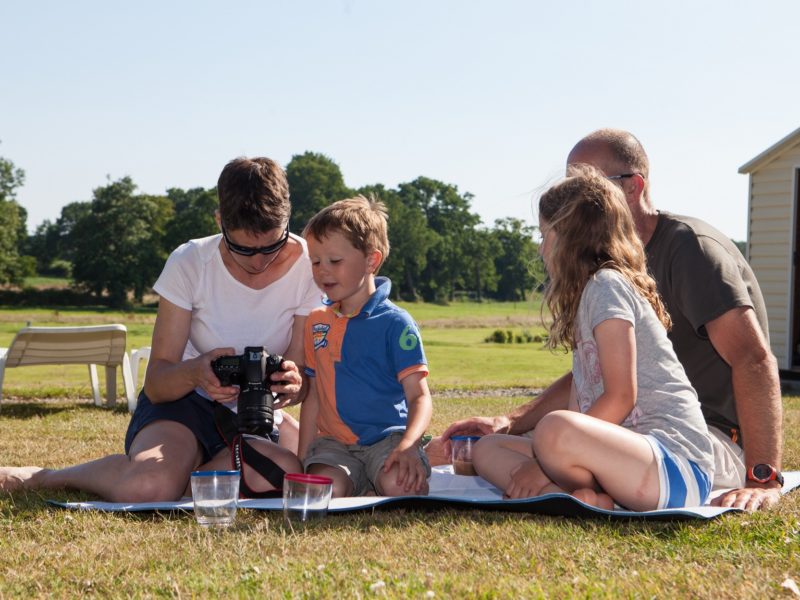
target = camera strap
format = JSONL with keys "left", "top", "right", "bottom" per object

{"left": 213, "top": 403, "right": 286, "bottom": 498}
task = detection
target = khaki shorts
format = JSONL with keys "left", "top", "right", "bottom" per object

{"left": 304, "top": 432, "right": 431, "bottom": 496}
{"left": 708, "top": 425, "right": 746, "bottom": 489}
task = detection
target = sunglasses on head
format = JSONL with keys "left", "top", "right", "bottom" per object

{"left": 221, "top": 225, "right": 290, "bottom": 256}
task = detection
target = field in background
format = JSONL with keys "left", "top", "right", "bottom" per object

{"left": 0, "top": 300, "right": 569, "bottom": 399}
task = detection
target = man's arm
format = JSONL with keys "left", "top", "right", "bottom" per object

{"left": 505, "top": 372, "right": 573, "bottom": 434}
{"left": 423, "top": 372, "right": 573, "bottom": 467}
{"left": 705, "top": 306, "right": 783, "bottom": 511}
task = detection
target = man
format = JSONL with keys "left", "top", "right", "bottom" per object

{"left": 433, "top": 128, "right": 783, "bottom": 511}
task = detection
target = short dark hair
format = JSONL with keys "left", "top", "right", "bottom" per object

{"left": 217, "top": 157, "right": 290, "bottom": 233}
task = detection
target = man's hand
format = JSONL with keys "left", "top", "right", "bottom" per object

{"left": 423, "top": 415, "right": 512, "bottom": 467}
{"left": 441, "top": 415, "right": 511, "bottom": 440}
{"left": 384, "top": 446, "right": 428, "bottom": 494}
{"left": 505, "top": 459, "right": 552, "bottom": 500}
{"left": 712, "top": 486, "right": 782, "bottom": 511}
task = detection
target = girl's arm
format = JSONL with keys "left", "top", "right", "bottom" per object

{"left": 144, "top": 297, "right": 239, "bottom": 404}
{"left": 584, "top": 318, "right": 637, "bottom": 424}
{"left": 297, "top": 380, "right": 320, "bottom": 462}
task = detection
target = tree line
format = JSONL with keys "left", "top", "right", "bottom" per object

{"left": 0, "top": 149, "right": 543, "bottom": 307}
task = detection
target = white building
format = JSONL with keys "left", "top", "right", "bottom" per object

{"left": 739, "top": 126, "right": 800, "bottom": 373}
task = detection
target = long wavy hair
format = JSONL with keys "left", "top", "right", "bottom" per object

{"left": 539, "top": 164, "right": 670, "bottom": 351}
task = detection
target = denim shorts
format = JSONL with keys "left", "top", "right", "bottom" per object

{"left": 124, "top": 390, "right": 228, "bottom": 463}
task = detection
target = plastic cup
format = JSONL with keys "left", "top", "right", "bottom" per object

{"left": 283, "top": 473, "right": 333, "bottom": 522}
{"left": 451, "top": 435, "right": 480, "bottom": 476}
{"left": 190, "top": 470, "right": 240, "bottom": 527}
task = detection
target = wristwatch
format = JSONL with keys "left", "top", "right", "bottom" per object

{"left": 747, "top": 463, "right": 784, "bottom": 486}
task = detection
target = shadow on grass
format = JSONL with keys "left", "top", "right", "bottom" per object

{"left": 0, "top": 401, "right": 128, "bottom": 420}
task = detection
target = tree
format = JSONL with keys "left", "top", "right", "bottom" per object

{"left": 0, "top": 146, "right": 33, "bottom": 285}
{"left": 163, "top": 186, "right": 218, "bottom": 250}
{"left": 491, "top": 218, "right": 539, "bottom": 301}
{"left": 286, "top": 152, "right": 352, "bottom": 231}
{"left": 397, "top": 177, "right": 482, "bottom": 302}
{"left": 463, "top": 227, "right": 500, "bottom": 301}
{"left": 71, "top": 177, "right": 174, "bottom": 306}
{"left": 25, "top": 201, "right": 92, "bottom": 275}
{"left": 358, "top": 184, "right": 436, "bottom": 301}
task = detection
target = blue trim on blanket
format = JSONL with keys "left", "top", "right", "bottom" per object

{"left": 46, "top": 470, "right": 800, "bottom": 522}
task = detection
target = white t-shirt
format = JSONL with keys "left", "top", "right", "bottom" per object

{"left": 154, "top": 233, "right": 321, "bottom": 362}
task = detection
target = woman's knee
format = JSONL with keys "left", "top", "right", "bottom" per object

{"left": 241, "top": 441, "right": 302, "bottom": 491}
{"left": 264, "top": 443, "right": 301, "bottom": 474}
{"left": 110, "top": 466, "right": 187, "bottom": 502}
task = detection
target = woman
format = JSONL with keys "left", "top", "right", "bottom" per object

{"left": 0, "top": 157, "right": 320, "bottom": 501}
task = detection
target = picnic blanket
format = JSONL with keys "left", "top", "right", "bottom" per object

{"left": 48, "top": 467, "right": 800, "bottom": 521}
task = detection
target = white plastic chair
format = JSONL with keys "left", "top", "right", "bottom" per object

{"left": 129, "top": 346, "right": 151, "bottom": 412}
{"left": 0, "top": 324, "right": 136, "bottom": 411}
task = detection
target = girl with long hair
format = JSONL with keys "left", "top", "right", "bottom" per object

{"left": 473, "top": 165, "right": 715, "bottom": 510}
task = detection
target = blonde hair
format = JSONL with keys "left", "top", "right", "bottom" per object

{"left": 539, "top": 164, "right": 670, "bottom": 351}
{"left": 302, "top": 195, "right": 390, "bottom": 269}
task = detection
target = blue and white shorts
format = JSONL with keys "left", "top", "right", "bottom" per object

{"left": 645, "top": 435, "right": 712, "bottom": 509}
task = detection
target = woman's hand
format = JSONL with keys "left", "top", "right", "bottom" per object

{"left": 270, "top": 359, "right": 304, "bottom": 409}
{"left": 196, "top": 347, "right": 240, "bottom": 403}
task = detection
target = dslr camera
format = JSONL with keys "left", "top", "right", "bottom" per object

{"left": 211, "top": 346, "right": 284, "bottom": 437}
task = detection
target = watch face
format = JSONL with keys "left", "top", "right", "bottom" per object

{"left": 752, "top": 464, "right": 774, "bottom": 481}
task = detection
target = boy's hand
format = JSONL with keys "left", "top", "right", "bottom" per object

{"left": 505, "top": 459, "right": 552, "bottom": 500}
{"left": 383, "top": 445, "right": 427, "bottom": 494}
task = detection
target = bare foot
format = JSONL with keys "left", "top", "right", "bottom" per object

{"left": 0, "top": 467, "right": 44, "bottom": 493}
{"left": 423, "top": 436, "right": 451, "bottom": 467}
{"left": 572, "top": 488, "right": 615, "bottom": 510}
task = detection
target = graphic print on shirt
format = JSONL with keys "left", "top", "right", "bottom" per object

{"left": 574, "top": 337, "right": 603, "bottom": 414}
{"left": 312, "top": 323, "right": 330, "bottom": 350}
{"left": 398, "top": 325, "right": 419, "bottom": 351}
{"left": 574, "top": 336, "right": 641, "bottom": 427}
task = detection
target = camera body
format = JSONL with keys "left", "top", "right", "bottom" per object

{"left": 211, "top": 346, "right": 284, "bottom": 437}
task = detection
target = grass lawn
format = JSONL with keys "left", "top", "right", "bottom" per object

{"left": 1, "top": 303, "right": 799, "bottom": 598}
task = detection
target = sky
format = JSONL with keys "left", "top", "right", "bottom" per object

{"left": 2, "top": 1, "right": 798, "bottom": 241}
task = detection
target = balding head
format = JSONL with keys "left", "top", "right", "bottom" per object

{"left": 567, "top": 128, "right": 651, "bottom": 202}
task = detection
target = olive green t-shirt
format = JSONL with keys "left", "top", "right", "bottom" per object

{"left": 645, "top": 212, "right": 770, "bottom": 440}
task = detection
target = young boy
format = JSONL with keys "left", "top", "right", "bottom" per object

{"left": 299, "top": 195, "right": 432, "bottom": 497}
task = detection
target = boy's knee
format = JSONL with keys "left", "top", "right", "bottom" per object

{"left": 375, "top": 472, "right": 428, "bottom": 497}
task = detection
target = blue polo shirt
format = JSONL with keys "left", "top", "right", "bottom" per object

{"left": 304, "top": 277, "right": 428, "bottom": 445}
